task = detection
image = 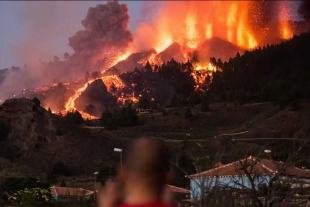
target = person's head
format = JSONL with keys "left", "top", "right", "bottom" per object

{"left": 120, "top": 137, "right": 172, "bottom": 197}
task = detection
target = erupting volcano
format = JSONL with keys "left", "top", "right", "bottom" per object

{"left": 0, "top": 1, "right": 308, "bottom": 119}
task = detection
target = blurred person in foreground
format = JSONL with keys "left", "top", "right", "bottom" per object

{"left": 98, "top": 137, "right": 175, "bottom": 207}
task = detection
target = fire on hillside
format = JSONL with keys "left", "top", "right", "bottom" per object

{"left": 1, "top": 1, "right": 308, "bottom": 119}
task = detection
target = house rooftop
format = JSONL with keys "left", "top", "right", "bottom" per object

{"left": 166, "top": 185, "right": 190, "bottom": 194}
{"left": 50, "top": 186, "right": 94, "bottom": 197}
{"left": 188, "top": 156, "right": 310, "bottom": 179}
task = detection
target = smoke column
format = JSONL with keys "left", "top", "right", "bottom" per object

{"left": 0, "top": 1, "right": 133, "bottom": 100}
{"left": 68, "top": 1, "right": 133, "bottom": 73}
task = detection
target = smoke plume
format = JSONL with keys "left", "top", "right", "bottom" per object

{"left": 68, "top": 1, "right": 133, "bottom": 73}
{"left": 0, "top": 1, "right": 133, "bottom": 100}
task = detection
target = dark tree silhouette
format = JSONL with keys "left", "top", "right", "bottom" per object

{"left": 0, "top": 119, "right": 9, "bottom": 140}
{"left": 85, "top": 71, "right": 90, "bottom": 82}
{"left": 60, "top": 178, "right": 67, "bottom": 187}
{"left": 84, "top": 104, "right": 96, "bottom": 117}
{"left": 31, "top": 97, "right": 40, "bottom": 107}
{"left": 64, "top": 110, "right": 84, "bottom": 125}
{"left": 100, "top": 110, "right": 117, "bottom": 130}
{"left": 138, "top": 94, "right": 150, "bottom": 109}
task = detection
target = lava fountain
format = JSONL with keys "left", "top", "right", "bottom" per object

{"left": 134, "top": 1, "right": 297, "bottom": 53}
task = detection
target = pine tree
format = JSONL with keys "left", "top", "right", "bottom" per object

{"left": 60, "top": 178, "right": 67, "bottom": 187}
{"left": 31, "top": 97, "right": 40, "bottom": 107}
{"left": 201, "top": 92, "right": 210, "bottom": 112}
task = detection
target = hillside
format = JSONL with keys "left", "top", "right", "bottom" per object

{"left": 196, "top": 37, "right": 244, "bottom": 61}
{"left": 0, "top": 98, "right": 123, "bottom": 177}
{"left": 210, "top": 32, "right": 310, "bottom": 107}
{"left": 1, "top": 98, "right": 310, "bottom": 182}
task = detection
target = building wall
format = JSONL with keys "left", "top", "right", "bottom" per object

{"left": 190, "top": 176, "right": 271, "bottom": 199}
{"left": 53, "top": 195, "right": 92, "bottom": 201}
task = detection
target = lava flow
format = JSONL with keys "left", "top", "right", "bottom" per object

{"left": 64, "top": 75, "right": 126, "bottom": 118}
{"left": 63, "top": 52, "right": 131, "bottom": 119}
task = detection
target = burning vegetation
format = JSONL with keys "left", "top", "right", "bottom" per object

{"left": 1, "top": 1, "right": 310, "bottom": 119}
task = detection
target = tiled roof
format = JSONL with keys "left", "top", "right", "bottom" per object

{"left": 50, "top": 186, "right": 94, "bottom": 197}
{"left": 166, "top": 185, "right": 190, "bottom": 194}
{"left": 188, "top": 156, "right": 310, "bottom": 179}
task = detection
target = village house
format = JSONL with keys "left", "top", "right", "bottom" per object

{"left": 50, "top": 186, "right": 94, "bottom": 201}
{"left": 164, "top": 185, "right": 190, "bottom": 206}
{"left": 187, "top": 156, "right": 310, "bottom": 200}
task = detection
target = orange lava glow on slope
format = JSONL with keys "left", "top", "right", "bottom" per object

{"left": 64, "top": 75, "right": 126, "bottom": 118}
{"left": 63, "top": 52, "right": 132, "bottom": 119}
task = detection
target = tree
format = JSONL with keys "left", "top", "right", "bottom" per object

{"left": 144, "top": 61, "right": 152, "bottom": 73}
{"left": 0, "top": 119, "right": 9, "bottom": 140}
{"left": 48, "top": 107, "right": 52, "bottom": 114}
{"left": 185, "top": 107, "right": 192, "bottom": 119}
{"left": 50, "top": 161, "right": 70, "bottom": 176}
{"left": 116, "top": 104, "right": 139, "bottom": 127}
{"left": 64, "top": 110, "right": 84, "bottom": 125}
{"left": 169, "top": 95, "right": 179, "bottom": 108}
{"left": 201, "top": 91, "right": 210, "bottom": 112}
{"left": 97, "top": 165, "right": 116, "bottom": 183}
{"left": 189, "top": 91, "right": 202, "bottom": 106}
{"left": 110, "top": 83, "right": 117, "bottom": 93}
{"left": 0, "top": 177, "right": 50, "bottom": 194}
{"left": 8, "top": 187, "right": 53, "bottom": 207}
{"left": 84, "top": 104, "right": 96, "bottom": 117}
{"left": 100, "top": 110, "right": 117, "bottom": 130}
{"left": 191, "top": 51, "right": 200, "bottom": 63}
{"left": 85, "top": 71, "right": 90, "bottom": 82}
{"left": 31, "top": 97, "right": 40, "bottom": 107}
{"left": 63, "top": 52, "right": 69, "bottom": 60}
{"left": 138, "top": 94, "right": 150, "bottom": 109}
{"left": 60, "top": 178, "right": 67, "bottom": 187}
{"left": 150, "top": 99, "right": 158, "bottom": 110}
{"left": 53, "top": 55, "right": 60, "bottom": 63}
{"left": 91, "top": 71, "right": 100, "bottom": 79}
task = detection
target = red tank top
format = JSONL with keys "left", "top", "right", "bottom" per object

{"left": 118, "top": 202, "right": 175, "bottom": 207}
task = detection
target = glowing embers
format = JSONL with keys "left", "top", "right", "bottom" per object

{"left": 192, "top": 63, "right": 217, "bottom": 88}
{"left": 279, "top": 2, "right": 293, "bottom": 40}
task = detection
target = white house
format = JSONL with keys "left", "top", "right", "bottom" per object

{"left": 187, "top": 156, "right": 310, "bottom": 200}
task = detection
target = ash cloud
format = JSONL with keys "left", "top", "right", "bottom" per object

{"left": 0, "top": 1, "right": 133, "bottom": 100}
{"left": 68, "top": 1, "right": 133, "bottom": 73}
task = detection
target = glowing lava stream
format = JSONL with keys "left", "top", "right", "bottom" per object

{"left": 64, "top": 53, "right": 130, "bottom": 119}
